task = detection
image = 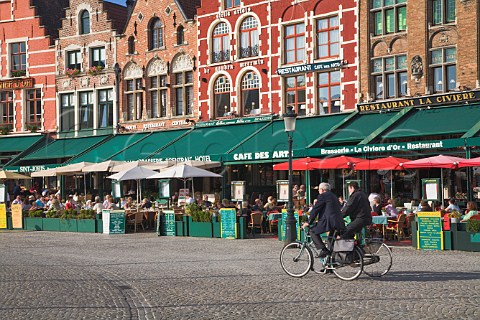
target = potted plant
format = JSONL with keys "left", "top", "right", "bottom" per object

{"left": 0, "top": 125, "right": 12, "bottom": 135}
{"left": 11, "top": 70, "right": 26, "bottom": 77}
{"left": 451, "top": 218, "right": 480, "bottom": 252}
{"left": 449, "top": 210, "right": 461, "bottom": 223}
{"left": 26, "top": 124, "right": 38, "bottom": 133}
{"left": 65, "top": 68, "right": 80, "bottom": 78}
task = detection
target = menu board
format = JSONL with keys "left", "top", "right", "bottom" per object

{"left": 280, "top": 209, "right": 300, "bottom": 241}
{"left": 417, "top": 212, "right": 443, "bottom": 250}
{"left": 220, "top": 208, "right": 237, "bottom": 239}
{"left": 102, "top": 209, "right": 126, "bottom": 234}
{"left": 422, "top": 178, "right": 440, "bottom": 201}
{"left": 0, "top": 204, "right": 6, "bottom": 229}
{"left": 276, "top": 180, "right": 289, "bottom": 201}
{"left": 11, "top": 204, "right": 23, "bottom": 229}
{"left": 163, "top": 210, "right": 175, "bottom": 236}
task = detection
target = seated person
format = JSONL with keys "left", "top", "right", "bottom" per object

{"left": 202, "top": 195, "right": 212, "bottom": 208}
{"left": 445, "top": 198, "right": 460, "bottom": 212}
{"left": 263, "top": 196, "right": 275, "bottom": 211}
{"left": 240, "top": 201, "right": 251, "bottom": 221}
{"left": 461, "top": 201, "right": 478, "bottom": 222}
{"left": 418, "top": 200, "right": 432, "bottom": 212}
{"left": 385, "top": 199, "right": 398, "bottom": 218}
{"left": 251, "top": 198, "right": 263, "bottom": 212}
{"left": 124, "top": 197, "right": 134, "bottom": 210}
{"left": 140, "top": 197, "right": 152, "bottom": 209}
{"left": 371, "top": 197, "right": 382, "bottom": 216}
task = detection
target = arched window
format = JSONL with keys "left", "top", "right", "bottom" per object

{"left": 177, "top": 26, "right": 185, "bottom": 45}
{"left": 150, "top": 18, "right": 164, "bottom": 50}
{"left": 212, "top": 22, "right": 230, "bottom": 63}
{"left": 128, "top": 36, "right": 135, "bottom": 54}
{"left": 240, "top": 17, "right": 259, "bottom": 58}
{"left": 80, "top": 10, "right": 90, "bottom": 34}
{"left": 241, "top": 72, "right": 260, "bottom": 115}
{"left": 214, "top": 76, "right": 231, "bottom": 118}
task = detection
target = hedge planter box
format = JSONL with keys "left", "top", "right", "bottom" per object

{"left": 175, "top": 221, "right": 185, "bottom": 236}
{"left": 24, "top": 217, "right": 42, "bottom": 231}
{"left": 77, "top": 219, "right": 96, "bottom": 233}
{"left": 189, "top": 221, "right": 213, "bottom": 237}
{"left": 60, "top": 219, "right": 78, "bottom": 232}
{"left": 43, "top": 218, "right": 60, "bottom": 231}
{"left": 212, "top": 221, "right": 221, "bottom": 238}
{"left": 443, "top": 231, "right": 452, "bottom": 250}
{"left": 451, "top": 223, "right": 480, "bottom": 252}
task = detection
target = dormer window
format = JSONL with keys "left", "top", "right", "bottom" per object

{"left": 80, "top": 10, "right": 90, "bottom": 35}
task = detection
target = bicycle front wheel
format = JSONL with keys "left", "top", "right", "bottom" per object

{"left": 363, "top": 242, "right": 392, "bottom": 277}
{"left": 332, "top": 246, "right": 364, "bottom": 281}
{"left": 280, "top": 242, "right": 313, "bottom": 278}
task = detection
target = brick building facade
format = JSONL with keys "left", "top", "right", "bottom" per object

{"left": 358, "top": 0, "right": 479, "bottom": 105}
{"left": 0, "top": 0, "right": 69, "bottom": 134}
{"left": 116, "top": 0, "right": 201, "bottom": 132}
{"left": 196, "top": 0, "right": 358, "bottom": 121}
{"left": 56, "top": 0, "right": 128, "bottom": 138}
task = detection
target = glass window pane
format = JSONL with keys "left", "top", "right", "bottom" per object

{"left": 318, "top": 73, "right": 329, "bottom": 85}
{"left": 319, "top": 87, "right": 329, "bottom": 101}
{"left": 399, "top": 72, "right": 407, "bottom": 96}
{"left": 446, "top": 0, "right": 456, "bottom": 22}
{"left": 386, "top": 73, "right": 395, "bottom": 97}
{"left": 431, "top": 50, "right": 442, "bottom": 64}
{"left": 385, "top": 0, "right": 395, "bottom": 5}
{"left": 385, "top": 57, "right": 395, "bottom": 71}
{"left": 434, "top": 67, "right": 443, "bottom": 92}
{"left": 445, "top": 47, "right": 456, "bottom": 63}
{"left": 397, "top": 55, "right": 407, "bottom": 69}
{"left": 285, "top": 25, "right": 295, "bottom": 36}
{"left": 373, "top": 59, "right": 383, "bottom": 73}
{"left": 397, "top": 6, "right": 406, "bottom": 31}
{"left": 432, "top": 0, "right": 442, "bottom": 25}
{"left": 375, "top": 12, "right": 383, "bottom": 35}
{"left": 385, "top": 9, "right": 394, "bottom": 33}
{"left": 447, "top": 65, "right": 456, "bottom": 90}
{"left": 375, "top": 75, "right": 383, "bottom": 99}
{"left": 372, "top": 0, "right": 382, "bottom": 9}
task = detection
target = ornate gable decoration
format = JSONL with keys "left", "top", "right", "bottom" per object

{"left": 147, "top": 59, "right": 167, "bottom": 76}
{"left": 124, "top": 63, "right": 143, "bottom": 79}
{"left": 172, "top": 54, "right": 193, "bottom": 73}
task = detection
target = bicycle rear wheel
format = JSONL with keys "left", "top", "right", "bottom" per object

{"left": 332, "top": 246, "right": 364, "bottom": 281}
{"left": 363, "top": 242, "right": 392, "bottom": 277}
{"left": 280, "top": 242, "right": 313, "bottom": 278}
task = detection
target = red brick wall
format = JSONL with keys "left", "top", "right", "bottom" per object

{"left": 116, "top": 0, "right": 199, "bottom": 132}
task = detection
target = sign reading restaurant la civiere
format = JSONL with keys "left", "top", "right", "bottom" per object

{"left": 357, "top": 90, "right": 480, "bottom": 112}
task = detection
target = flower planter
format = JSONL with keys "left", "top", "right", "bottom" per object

{"left": 96, "top": 219, "right": 103, "bottom": 233}
{"left": 175, "top": 221, "right": 185, "bottom": 236}
{"left": 443, "top": 231, "right": 452, "bottom": 250}
{"left": 60, "top": 219, "right": 78, "bottom": 232}
{"left": 212, "top": 220, "right": 221, "bottom": 238}
{"left": 451, "top": 223, "right": 480, "bottom": 252}
{"left": 189, "top": 221, "right": 213, "bottom": 238}
{"left": 77, "top": 219, "right": 96, "bottom": 233}
{"left": 42, "top": 218, "right": 60, "bottom": 231}
{"left": 24, "top": 217, "right": 42, "bottom": 231}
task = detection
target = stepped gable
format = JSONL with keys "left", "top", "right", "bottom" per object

{"left": 31, "top": 0, "right": 70, "bottom": 44}
{"left": 103, "top": 0, "right": 129, "bottom": 34}
{"left": 176, "top": 0, "right": 201, "bottom": 20}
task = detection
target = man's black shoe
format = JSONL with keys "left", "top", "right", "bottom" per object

{"left": 315, "top": 248, "right": 330, "bottom": 258}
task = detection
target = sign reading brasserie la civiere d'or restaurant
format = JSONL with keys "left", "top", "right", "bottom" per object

{"left": 357, "top": 90, "right": 480, "bottom": 112}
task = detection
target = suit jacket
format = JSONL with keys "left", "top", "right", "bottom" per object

{"left": 308, "top": 191, "right": 345, "bottom": 234}
{"left": 341, "top": 190, "right": 372, "bottom": 224}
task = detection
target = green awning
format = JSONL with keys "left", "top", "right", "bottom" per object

{"left": 382, "top": 104, "right": 480, "bottom": 139}
{"left": 69, "top": 133, "right": 150, "bottom": 163}
{"left": 224, "top": 115, "right": 349, "bottom": 163}
{"left": 324, "top": 112, "right": 398, "bottom": 144}
{"left": 0, "top": 135, "right": 43, "bottom": 153}
{"left": 110, "top": 129, "right": 189, "bottom": 161}
{"left": 148, "top": 122, "right": 270, "bottom": 161}
{"left": 22, "top": 135, "right": 109, "bottom": 161}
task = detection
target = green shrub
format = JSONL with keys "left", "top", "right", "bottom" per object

{"left": 28, "top": 210, "right": 44, "bottom": 218}
{"left": 466, "top": 219, "right": 480, "bottom": 233}
{"left": 187, "top": 203, "right": 211, "bottom": 222}
{"left": 45, "top": 209, "right": 59, "bottom": 218}
{"left": 77, "top": 209, "right": 95, "bottom": 219}
{"left": 60, "top": 209, "right": 77, "bottom": 220}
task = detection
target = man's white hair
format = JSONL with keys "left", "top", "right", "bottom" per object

{"left": 318, "top": 182, "right": 331, "bottom": 191}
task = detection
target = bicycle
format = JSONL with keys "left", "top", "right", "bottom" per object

{"left": 358, "top": 235, "right": 392, "bottom": 277}
{"left": 280, "top": 228, "right": 364, "bottom": 281}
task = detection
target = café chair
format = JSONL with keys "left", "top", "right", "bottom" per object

{"left": 268, "top": 210, "right": 280, "bottom": 233}
{"left": 386, "top": 213, "right": 406, "bottom": 240}
{"left": 126, "top": 210, "right": 145, "bottom": 233}
{"left": 248, "top": 212, "right": 263, "bottom": 235}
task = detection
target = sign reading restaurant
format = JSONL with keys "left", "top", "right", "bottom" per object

{"left": 276, "top": 59, "right": 343, "bottom": 76}
{"left": 0, "top": 77, "right": 34, "bottom": 90}
{"left": 357, "top": 90, "right": 480, "bottom": 112}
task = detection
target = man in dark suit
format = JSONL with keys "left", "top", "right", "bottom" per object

{"left": 341, "top": 181, "right": 372, "bottom": 239}
{"left": 302, "top": 182, "right": 345, "bottom": 258}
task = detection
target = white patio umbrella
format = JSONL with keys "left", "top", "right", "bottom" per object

{"left": 82, "top": 160, "right": 126, "bottom": 172}
{"left": 0, "top": 170, "right": 31, "bottom": 180}
{"left": 177, "top": 160, "right": 222, "bottom": 169}
{"left": 147, "top": 164, "right": 222, "bottom": 195}
{"left": 106, "top": 166, "right": 160, "bottom": 205}
{"left": 31, "top": 168, "right": 57, "bottom": 177}
{"left": 56, "top": 162, "right": 93, "bottom": 196}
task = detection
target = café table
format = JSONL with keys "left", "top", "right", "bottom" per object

{"left": 371, "top": 215, "right": 388, "bottom": 238}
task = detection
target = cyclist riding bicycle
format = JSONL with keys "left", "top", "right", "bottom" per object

{"left": 301, "top": 182, "right": 345, "bottom": 258}
{"left": 340, "top": 181, "right": 372, "bottom": 239}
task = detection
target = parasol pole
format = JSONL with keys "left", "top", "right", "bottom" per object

{"left": 137, "top": 179, "right": 140, "bottom": 207}
{"left": 342, "top": 170, "right": 346, "bottom": 199}
{"left": 390, "top": 170, "right": 393, "bottom": 199}
{"left": 84, "top": 173, "right": 87, "bottom": 197}
{"left": 441, "top": 168, "right": 444, "bottom": 207}
{"left": 306, "top": 170, "right": 311, "bottom": 205}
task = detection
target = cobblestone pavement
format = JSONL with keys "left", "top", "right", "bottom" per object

{"left": 0, "top": 231, "right": 479, "bottom": 320}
